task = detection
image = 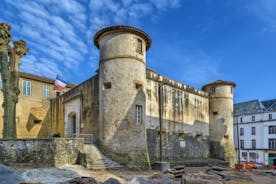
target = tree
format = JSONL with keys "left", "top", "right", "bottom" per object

{"left": 0, "top": 23, "right": 28, "bottom": 138}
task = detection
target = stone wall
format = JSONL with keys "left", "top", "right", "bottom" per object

{"left": 146, "top": 69, "right": 210, "bottom": 161}
{"left": 0, "top": 138, "right": 83, "bottom": 167}
{"left": 51, "top": 75, "right": 99, "bottom": 140}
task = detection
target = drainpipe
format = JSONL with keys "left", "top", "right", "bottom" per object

{"left": 158, "top": 83, "right": 163, "bottom": 162}
{"left": 236, "top": 117, "right": 240, "bottom": 164}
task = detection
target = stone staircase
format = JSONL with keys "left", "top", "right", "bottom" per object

{"left": 81, "top": 144, "right": 123, "bottom": 170}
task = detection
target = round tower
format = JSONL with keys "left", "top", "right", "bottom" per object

{"left": 94, "top": 25, "right": 151, "bottom": 167}
{"left": 202, "top": 80, "right": 236, "bottom": 167}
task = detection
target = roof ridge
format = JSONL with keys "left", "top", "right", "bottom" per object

{"left": 234, "top": 99, "right": 259, "bottom": 105}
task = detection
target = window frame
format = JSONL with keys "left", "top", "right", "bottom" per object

{"left": 240, "top": 127, "right": 244, "bottom": 136}
{"left": 22, "top": 80, "right": 32, "bottom": 96}
{"left": 135, "top": 105, "right": 142, "bottom": 124}
{"left": 43, "top": 84, "right": 50, "bottom": 98}
{"left": 252, "top": 116, "right": 255, "bottom": 122}
{"left": 269, "top": 126, "right": 276, "bottom": 134}
{"left": 136, "top": 38, "right": 143, "bottom": 54}
{"left": 252, "top": 127, "right": 256, "bottom": 135}
{"left": 252, "top": 139, "right": 256, "bottom": 149}
{"left": 240, "top": 140, "right": 244, "bottom": 149}
{"left": 269, "top": 114, "right": 273, "bottom": 120}
{"left": 268, "top": 139, "right": 276, "bottom": 149}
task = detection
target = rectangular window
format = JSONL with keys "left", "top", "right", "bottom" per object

{"left": 211, "top": 87, "right": 216, "bottom": 93}
{"left": 269, "top": 126, "right": 276, "bottom": 134}
{"left": 240, "top": 128, "right": 244, "bottom": 136}
{"left": 22, "top": 80, "right": 31, "bottom": 96}
{"left": 269, "top": 114, "right": 272, "bottom": 120}
{"left": 135, "top": 105, "right": 142, "bottom": 124}
{"left": 252, "top": 127, "right": 256, "bottom": 135}
{"left": 240, "top": 140, "right": 244, "bottom": 149}
{"left": 268, "top": 139, "right": 276, "bottom": 149}
{"left": 240, "top": 117, "right": 243, "bottom": 123}
{"left": 252, "top": 139, "right": 256, "bottom": 149}
{"left": 249, "top": 152, "right": 258, "bottom": 162}
{"left": 242, "top": 152, "right": 247, "bottom": 161}
{"left": 136, "top": 38, "right": 143, "bottom": 54}
{"left": 44, "top": 84, "right": 50, "bottom": 98}
{"left": 252, "top": 116, "right": 255, "bottom": 122}
{"left": 230, "top": 87, "right": 233, "bottom": 94}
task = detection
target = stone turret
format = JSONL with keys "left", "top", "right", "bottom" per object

{"left": 94, "top": 25, "right": 151, "bottom": 167}
{"left": 202, "top": 80, "right": 236, "bottom": 167}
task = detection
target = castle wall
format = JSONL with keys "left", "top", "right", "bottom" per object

{"left": 145, "top": 69, "right": 210, "bottom": 161}
{"left": 51, "top": 75, "right": 99, "bottom": 140}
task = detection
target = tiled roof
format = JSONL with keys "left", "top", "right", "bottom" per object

{"left": 19, "top": 72, "right": 75, "bottom": 88}
{"left": 234, "top": 99, "right": 276, "bottom": 116}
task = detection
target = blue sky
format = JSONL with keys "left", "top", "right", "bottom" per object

{"left": 0, "top": 0, "right": 276, "bottom": 103}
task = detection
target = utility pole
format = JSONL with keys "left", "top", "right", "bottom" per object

{"left": 236, "top": 117, "right": 240, "bottom": 164}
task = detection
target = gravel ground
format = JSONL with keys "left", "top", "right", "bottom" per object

{"left": 1, "top": 164, "right": 276, "bottom": 184}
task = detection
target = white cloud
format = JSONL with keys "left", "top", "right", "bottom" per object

{"left": 1, "top": 0, "right": 182, "bottom": 82}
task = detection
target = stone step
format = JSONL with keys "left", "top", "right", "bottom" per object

{"left": 82, "top": 144, "right": 123, "bottom": 170}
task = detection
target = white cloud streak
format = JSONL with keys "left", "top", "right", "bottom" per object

{"left": 0, "top": 0, "right": 181, "bottom": 82}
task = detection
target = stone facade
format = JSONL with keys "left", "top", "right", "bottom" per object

{"left": 0, "top": 138, "right": 83, "bottom": 167}
{"left": 50, "top": 25, "right": 236, "bottom": 167}
{"left": 0, "top": 25, "right": 236, "bottom": 167}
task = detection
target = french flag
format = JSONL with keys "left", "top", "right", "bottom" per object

{"left": 54, "top": 75, "right": 68, "bottom": 91}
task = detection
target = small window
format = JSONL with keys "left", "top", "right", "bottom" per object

{"left": 103, "top": 82, "right": 111, "bottom": 89}
{"left": 178, "top": 132, "right": 185, "bottom": 140}
{"left": 268, "top": 139, "right": 276, "bottom": 149}
{"left": 252, "top": 127, "right": 256, "bottom": 135}
{"left": 213, "top": 111, "right": 218, "bottom": 115}
{"left": 240, "top": 128, "right": 244, "bottom": 136}
{"left": 22, "top": 80, "right": 32, "bottom": 96}
{"left": 135, "top": 105, "right": 142, "bottom": 124}
{"left": 135, "top": 83, "right": 143, "bottom": 89}
{"left": 252, "top": 116, "right": 255, "bottom": 122}
{"left": 230, "top": 87, "right": 233, "bottom": 94}
{"left": 240, "top": 140, "right": 244, "bottom": 149}
{"left": 44, "top": 84, "right": 50, "bottom": 98}
{"left": 269, "top": 126, "right": 276, "bottom": 134}
{"left": 269, "top": 114, "right": 272, "bottom": 120}
{"left": 136, "top": 38, "right": 143, "bottom": 54}
{"left": 240, "top": 117, "right": 243, "bottom": 123}
{"left": 210, "top": 87, "right": 216, "bottom": 93}
{"left": 34, "top": 120, "right": 42, "bottom": 124}
{"left": 252, "top": 139, "right": 256, "bottom": 149}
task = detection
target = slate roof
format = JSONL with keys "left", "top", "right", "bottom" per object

{"left": 234, "top": 99, "right": 276, "bottom": 116}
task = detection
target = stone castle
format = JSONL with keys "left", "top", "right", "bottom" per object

{"left": 0, "top": 25, "right": 236, "bottom": 167}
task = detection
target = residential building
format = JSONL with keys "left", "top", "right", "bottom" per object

{"left": 0, "top": 72, "right": 74, "bottom": 138}
{"left": 234, "top": 99, "right": 276, "bottom": 166}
